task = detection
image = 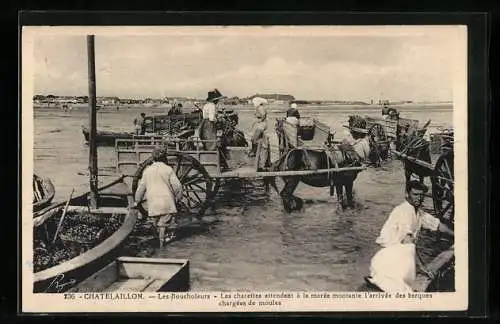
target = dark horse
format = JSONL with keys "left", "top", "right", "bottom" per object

{"left": 399, "top": 132, "right": 432, "bottom": 184}
{"left": 273, "top": 119, "right": 371, "bottom": 212}
{"left": 197, "top": 114, "right": 248, "bottom": 151}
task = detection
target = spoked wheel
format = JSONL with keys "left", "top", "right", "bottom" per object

{"left": 369, "top": 123, "right": 389, "bottom": 160}
{"left": 431, "top": 149, "right": 454, "bottom": 224}
{"left": 132, "top": 153, "right": 215, "bottom": 222}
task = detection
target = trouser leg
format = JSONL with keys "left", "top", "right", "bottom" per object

{"left": 155, "top": 214, "right": 174, "bottom": 248}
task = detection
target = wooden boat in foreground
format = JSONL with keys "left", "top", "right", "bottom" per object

{"left": 412, "top": 246, "right": 455, "bottom": 292}
{"left": 82, "top": 125, "right": 134, "bottom": 146}
{"left": 33, "top": 176, "right": 138, "bottom": 293}
{"left": 33, "top": 174, "right": 55, "bottom": 212}
{"left": 68, "top": 257, "right": 190, "bottom": 292}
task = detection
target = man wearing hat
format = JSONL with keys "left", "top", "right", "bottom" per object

{"left": 133, "top": 147, "right": 183, "bottom": 247}
{"left": 199, "top": 89, "right": 225, "bottom": 138}
{"left": 248, "top": 97, "right": 270, "bottom": 169}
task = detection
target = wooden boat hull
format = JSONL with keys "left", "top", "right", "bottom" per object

{"left": 82, "top": 126, "right": 134, "bottom": 146}
{"left": 33, "top": 175, "right": 55, "bottom": 213}
{"left": 68, "top": 257, "right": 190, "bottom": 292}
{"left": 33, "top": 177, "right": 138, "bottom": 293}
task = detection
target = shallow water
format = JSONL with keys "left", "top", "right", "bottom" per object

{"left": 33, "top": 104, "right": 453, "bottom": 291}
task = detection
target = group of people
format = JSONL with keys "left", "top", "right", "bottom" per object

{"left": 130, "top": 89, "right": 454, "bottom": 293}
{"left": 381, "top": 103, "right": 400, "bottom": 120}
{"left": 131, "top": 89, "right": 304, "bottom": 245}
{"left": 167, "top": 102, "right": 184, "bottom": 116}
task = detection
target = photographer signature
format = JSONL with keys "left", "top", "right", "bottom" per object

{"left": 44, "top": 274, "right": 77, "bottom": 293}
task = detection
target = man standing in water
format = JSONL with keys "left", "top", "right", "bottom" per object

{"left": 366, "top": 180, "right": 454, "bottom": 292}
{"left": 134, "top": 112, "right": 146, "bottom": 135}
{"left": 248, "top": 97, "right": 270, "bottom": 169}
{"left": 133, "top": 147, "right": 183, "bottom": 247}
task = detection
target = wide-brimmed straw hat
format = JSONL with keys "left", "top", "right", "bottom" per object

{"left": 206, "top": 89, "right": 226, "bottom": 102}
{"left": 290, "top": 103, "right": 298, "bottom": 109}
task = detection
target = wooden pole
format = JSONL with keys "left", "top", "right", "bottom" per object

{"left": 215, "top": 166, "right": 367, "bottom": 179}
{"left": 52, "top": 189, "right": 75, "bottom": 244}
{"left": 87, "top": 35, "right": 98, "bottom": 209}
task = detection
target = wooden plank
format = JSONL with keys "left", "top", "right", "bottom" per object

{"left": 67, "top": 261, "right": 118, "bottom": 292}
{"left": 216, "top": 166, "right": 366, "bottom": 179}
{"left": 412, "top": 247, "right": 454, "bottom": 292}
{"left": 118, "top": 261, "right": 186, "bottom": 281}
{"left": 391, "top": 150, "right": 435, "bottom": 170}
{"left": 143, "top": 280, "right": 169, "bottom": 292}
{"left": 105, "top": 278, "right": 156, "bottom": 292}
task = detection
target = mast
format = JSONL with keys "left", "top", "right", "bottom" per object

{"left": 87, "top": 35, "right": 98, "bottom": 209}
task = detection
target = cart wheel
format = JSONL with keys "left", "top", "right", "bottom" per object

{"left": 132, "top": 153, "right": 214, "bottom": 220}
{"left": 431, "top": 150, "right": 454, "bottom": 223}
{"left": 369, "top": 123, "right": 389, "bottom": 160}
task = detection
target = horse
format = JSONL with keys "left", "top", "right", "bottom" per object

{"left": 197, "top": 114, "right": 248, "bottom": 150}
{"left": 273, "top": 119, "right": 374, "bottom": 212}
{"left": 399, "top": 132, "right": 432, "bottom": 184}
{"left": 348, "top": 115, "right": 389, "bottom": 167}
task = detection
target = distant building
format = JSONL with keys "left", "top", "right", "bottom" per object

{"left": 248, "top": 93, "right": 295, "bottom": 103}
{"left": 98, "top": 96, "right": 120, "bottom": 105}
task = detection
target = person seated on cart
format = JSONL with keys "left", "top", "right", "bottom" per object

{"left": 286, "top": 102, "right": 301, "bottom": 125}
{"left": 365, "top": 181, "right": 454, "bottom": 292}
{"left": 381, "top": 103, "right": 390, "bottom": 119}
{"left": 133, "top": 147, "right": 183, "bottom": 247}
{"left": 248, "top": 97, "right": 270, "bottom": 165}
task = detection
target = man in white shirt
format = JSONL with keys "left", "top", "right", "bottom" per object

{"left": 133, "top": 147, "right": 183, "bottom": 247}
{"left": 366, "top": 180, "right": 454, "bottom": 292}
{"left": 248, "top": 97, "right": 270, "bottom": 168}
{"left": 202, "top": 89, "right": 224, "bottom": 122}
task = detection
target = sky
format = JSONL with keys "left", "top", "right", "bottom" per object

{"left": 31, "top": 27, "right": 462, "bottom": 102}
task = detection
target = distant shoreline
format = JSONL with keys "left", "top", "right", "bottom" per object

{"left": 33, "top": 101, "right": 453, "bottom": 111}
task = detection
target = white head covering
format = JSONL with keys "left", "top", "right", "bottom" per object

{"left": 252, "top": 97, "right": 268, "bottom": 107}
{"left": 290, "top": 103, "right": 298, "bottom": 109}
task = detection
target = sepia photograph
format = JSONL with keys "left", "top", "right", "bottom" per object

{"left": 22, "top": 25, "right": 468, "bottom": 312}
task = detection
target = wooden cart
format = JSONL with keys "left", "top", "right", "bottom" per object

{"left": 115, "top": 118, "right": 365, "bottom": 223}
{"left": 391, "top": 143, "right": 454, "bottom": 224}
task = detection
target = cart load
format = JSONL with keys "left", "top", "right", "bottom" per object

{"left": 277, "top": 117, "right": 334, "bottom": 152}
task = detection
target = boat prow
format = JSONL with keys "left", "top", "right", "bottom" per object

{"left": 33, "top": 174, "right": 55, "bottom": 213}
{"left": 81, "top": 125, "right": 135, "bottom": 147}
{"left": 33, "top": 176, "right": 138, "bottom": 293}
{"left": 68, "top": 257, "right": 190, "bottom": 292}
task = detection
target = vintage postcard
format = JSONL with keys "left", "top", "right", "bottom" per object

{"left": 22, "top": 25, "right": 467, "bottom": 313}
